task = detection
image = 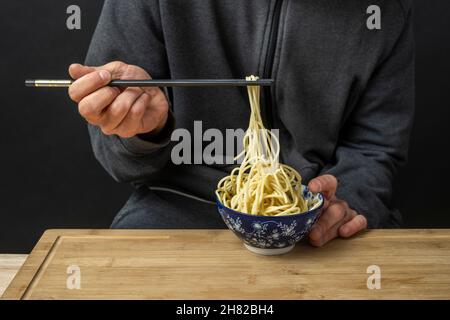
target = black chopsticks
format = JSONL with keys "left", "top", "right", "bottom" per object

{"left": 25, "top": 79, "right": 274, "bottom": 88}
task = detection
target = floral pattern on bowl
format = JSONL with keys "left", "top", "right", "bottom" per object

{"left": 217, "top": 185, "right": 324, "bottom": 255}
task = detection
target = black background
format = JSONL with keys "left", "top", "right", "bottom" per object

{"left": 1, "top": 1, "right": 449, "bottom": 253}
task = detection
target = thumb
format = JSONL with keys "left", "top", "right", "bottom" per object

{"left": 69, "top": 63, "right": 96, "bottom": 80}
{"left": 308, "top": 174, "right": 338, "bottom": 200}
{"left": 93, "top": 61, "right": 129, "bottom": 79}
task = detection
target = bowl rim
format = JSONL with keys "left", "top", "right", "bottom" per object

{"left": 216, "top": 191, "right": 324, "bottom": 219}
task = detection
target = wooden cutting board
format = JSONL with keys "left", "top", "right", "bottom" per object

{"left": 3, "top": 229, "right": 450, "bottom": 299}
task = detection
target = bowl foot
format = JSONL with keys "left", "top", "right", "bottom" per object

{"left": 244, "top": 244, "right": 295, "bottom": 256}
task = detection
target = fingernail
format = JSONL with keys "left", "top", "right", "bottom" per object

{"left": 99, "top": 70, "right": 110, "bottom": 81}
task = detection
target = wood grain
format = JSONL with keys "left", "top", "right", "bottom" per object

{"left": 2, "top": 229, "right": 450, "bottom": 299}
{"left": 0, "top": 254, "right": 27, "bottom": 297}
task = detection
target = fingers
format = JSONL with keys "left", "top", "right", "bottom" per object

{"left": 112, "top": 93, "right": 150, "bottom": 138}
{"left": 308, "top": 174, "right": 338, "bottom": 201}
{"left": 70, "top": 61, "right": 129, "bottom": 79}
{"left": 100, "top": 88, "right": 143, "bottom": 134}
{"left": 95, "top": 61, "right": 129, "bottom": 79}
{"left": 309, "top": 201, "right": 347, "bottom": 242}
{"left": 97, "top": 61, "right": 161, "bottom": 99}
{"left": 67, "top": 61, "right": 166, "bottom": 138}
{"left": 139, "top": 92, "right": 170, "bottom": 134}
{"left": 307, "top": 176, "right": 367, "bottom": 247}
{"left": 69, "top": 63, "right": 96, "bottom": 80}
{"left": 101, "top": 88, "right": 142, "bottom": 135}
{"left": 309, "top": 200, "right": 356, "bottom": 247}
{"left": 339, "top": 215, "right": 368, "bottom": 238}
{"left": 78, "top": 86, "right": 121, "bottom": 124}
{"left": 69, "top": 69, "right": 112, "bottom": 103}
{"left": 68, "top": 61, "right": 131, "bottom": 103}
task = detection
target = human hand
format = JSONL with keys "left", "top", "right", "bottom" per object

{"left": 68, "top": 61, "right": 169, "bottom": 138}
{"left": 307, "top": 174, "right": 367, "bottom": 247}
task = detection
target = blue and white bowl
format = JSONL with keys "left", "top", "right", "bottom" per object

{"left": 217, "top": 185, "right": 324, "bottom": 255}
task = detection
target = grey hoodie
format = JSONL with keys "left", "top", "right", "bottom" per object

{"left": 85, "top": 0, "right": 414, "bottom": 228}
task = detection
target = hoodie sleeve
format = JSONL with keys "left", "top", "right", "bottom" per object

{"left": 322, "top": 1, "right": 415, "bottom": 228}
{"left": 83, "top": 0, "right": 174, "bottom": 184}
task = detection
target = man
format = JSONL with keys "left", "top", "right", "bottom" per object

{"left": 68, "top": 0, "right": 414, "bottom": 247}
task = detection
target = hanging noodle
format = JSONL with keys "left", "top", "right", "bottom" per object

{"left": 215, "top": 75, "right": 308, "bottom": 216}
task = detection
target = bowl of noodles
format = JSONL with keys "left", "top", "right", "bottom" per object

{"left": 216, "top": 186, "right": 323, "bottom": 255}
{"left": 215, "top": 76, "right": 324, "bottom": 255}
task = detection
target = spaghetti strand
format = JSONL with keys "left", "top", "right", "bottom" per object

{"left": 216, "top": 76, "right": 308, "bottom": 215}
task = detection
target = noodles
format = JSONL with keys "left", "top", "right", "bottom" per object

{"left": 215, "top": 75, "right": 309, "bottom": 216}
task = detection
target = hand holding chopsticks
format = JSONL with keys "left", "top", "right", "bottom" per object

{"left": 25, "top": 61, "right": 273, "bottom": 138}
